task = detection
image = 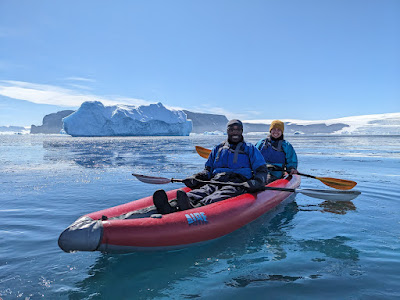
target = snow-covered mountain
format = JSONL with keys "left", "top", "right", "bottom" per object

{"left": 243, "top": 113, "right": 400, "bottom": 135}
{"left": 63, "top": 101, "right": 192, "bottom": 137}
{"left": 0, "top": 125, "right": 28, "bottom": 134}
{"left": 3, "top": 94, "right": 399, "bottom": 135}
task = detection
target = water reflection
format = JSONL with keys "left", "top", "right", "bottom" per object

{"left": 226, "top": 274, "right": 318, "bottom": 287}
{"left": 298, "top": 200, "right": 356, "bottom": 215}
{"left": 225, "top": 236, "right": 359, "bottom": 289}
{"left": 67, "top": 198, "right": 360, "bottom": 299}
{"left": 42, "top": 137, "right": 203, "bottom": 170}
{"left": 67, "top": 200, "right": 298, "bottom": 299}
{"left": 297, "top": 236, "right": 359, "bottom": 260}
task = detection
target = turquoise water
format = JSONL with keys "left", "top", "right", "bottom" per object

{"left": 0, "top": 134, "right": 399, "bottom": 299}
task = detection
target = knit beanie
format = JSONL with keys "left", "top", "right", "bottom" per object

{"left": 269, "top": 120, "right": 284, "bottom": 132}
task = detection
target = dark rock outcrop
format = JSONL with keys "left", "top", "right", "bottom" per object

{"left": 183, "top": 110, "right": 229, "bottom": 133}
{"left": 31, "top": 110, "right": 75, "bottom": 134}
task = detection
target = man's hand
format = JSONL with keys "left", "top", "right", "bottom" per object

{"left": 182, "top": 177, "right": 201, "bottom": 189}
{"left": 193, "top": 169, "right": 210, "bottom": 181}
{"left": 243, "top": 179, "right": 264, "bottom": 193}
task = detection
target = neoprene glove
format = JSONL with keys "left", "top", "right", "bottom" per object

{"left": 243, "top": 179, "right": 264, "bottom": 193}
{"left": 193, "top": 169, "right": 211, "bottom": 181}
{"left": 183, "top": 168, "right": 211, "bottom": 189}
{"left": 182, "top": 177, "right": 201, "bottom": 189}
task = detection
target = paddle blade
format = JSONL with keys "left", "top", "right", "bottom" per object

{"left": 195, "top": 146, "right": 211, "bottom": 159}
{"left": 298, "top": 189, "right": 361, "bottom": 201}
{"left": 316, "top": 177, "right": 357, "bottom": 190}
{"left": 132, "top": 173, "right": 171, "bottom": 184}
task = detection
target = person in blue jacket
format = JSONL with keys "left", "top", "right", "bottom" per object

{"left": 255, "top": 120, "right": 298, "bottom": 183}
{"left": 153, "top": 119, "right": 268, "bottom": 214}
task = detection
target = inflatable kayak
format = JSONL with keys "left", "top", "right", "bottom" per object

{"left": 58, "top": 174, "right": 301, "bottom": 253}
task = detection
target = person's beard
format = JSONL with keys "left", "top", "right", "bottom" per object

{"left": 228, "top": 135, "right": 243, "bottom": 144}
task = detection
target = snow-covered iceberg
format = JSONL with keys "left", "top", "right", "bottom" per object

{"left": 63, "top": 101, "right": 192, "bottom": 137}
{"left": 203, "top": 130, "right": 226, "bottom": 135}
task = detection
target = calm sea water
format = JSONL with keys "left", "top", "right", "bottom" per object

{"left": 0, "top": 134, "right": 399, "bottom": 299}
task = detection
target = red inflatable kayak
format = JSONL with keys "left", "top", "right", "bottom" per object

{"left": 58, "top": 175, "right": 301, "bottom": 253}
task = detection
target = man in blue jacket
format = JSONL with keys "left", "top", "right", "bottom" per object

{"left": 153, "top": 119, "right": 268, "bottom": 214}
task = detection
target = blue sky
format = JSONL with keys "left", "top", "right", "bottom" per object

{"left": 1, "top": 0, "right": 399, "bottom": 126}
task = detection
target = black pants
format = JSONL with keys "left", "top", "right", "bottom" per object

{"left": 187, "top": 172, "right": 247, "bottom": 206}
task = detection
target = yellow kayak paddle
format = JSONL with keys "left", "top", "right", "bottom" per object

{"left": 194, "top": 146, "right": 357, "bottom": 190}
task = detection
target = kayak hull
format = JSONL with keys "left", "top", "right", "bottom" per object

{"left": 59, "top": 175, "right": 301, "bottom": 253}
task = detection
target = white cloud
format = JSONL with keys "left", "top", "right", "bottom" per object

{"left": 62, "top": 77, "right": 96, "bottom": 91}
{"left": 64, "top": 77, "right": 96, "bottom": 82}
{"left": 0, "top": 80, "right": 248, "bottom": 119}
{"left": 67, "top": 83, "right": 94, "bottom": 91}
{"left": 110, "top": 96, "right": 154, "bottom": 107}
{"left": 0, "top": 80, "right": 153, "bottom": 107}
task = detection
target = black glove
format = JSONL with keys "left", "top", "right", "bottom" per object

{"left": 193, "top": 169, "right": 211, "bottom": 181}
{"left": 254, "top": 165, "right": 268, "bottom": 185}
{"left": 182, "top": 177, "right": 202, "bottom": 189}
{"left": 183, "top": 168, "right": 211, "bottom": 189}
{"left": 243, "top": 179, "right": 264, "bottom": 193}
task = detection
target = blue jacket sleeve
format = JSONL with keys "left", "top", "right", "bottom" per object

{"left": 248, "top": 144, "right": 267, "bottom": 172}
{"left": 282, "top": 141, "right": 298, "bottom": 171}
{"left": 204, "top": 145, "right": 219, "bottom": 172}
{"left": 255, "top": 139, "right": 264, "bottom": 150}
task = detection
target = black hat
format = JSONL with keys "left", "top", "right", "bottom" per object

{"left": 227, "top": 119, "right": 243, "bottom": 129}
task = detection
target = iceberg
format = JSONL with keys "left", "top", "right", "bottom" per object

{"left": 203, "top": 130, "right": 226, "bottom": 135}
{"left": 63, "top": 101, "right": 192, "bottom": 137}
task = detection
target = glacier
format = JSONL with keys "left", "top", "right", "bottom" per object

{"left": 63, "top": 101, "right": 192, "bottom": 137}
{"left": 243, "top": 113, "right": 400, "bottom": 135}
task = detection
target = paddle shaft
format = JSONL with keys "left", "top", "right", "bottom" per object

{"left": 171, "top": 178, "right": 296, "bottom": 192}
{"left": 132, "top": 173, "right": 361, "bottom": 201}
{"left": 297, "top": 172, "right": 316, "bottom": 179}
{"left": 173, "top": 177, "right": 359, "bottom": 201}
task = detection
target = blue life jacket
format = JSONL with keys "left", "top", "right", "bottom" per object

{"left": 259, "top": 138, "right": 286, "bottom": 165}
{"left": 206, "top": 141, "right": 265, "bottom": 180}
{"left": 258, "top": 138, "right": 286, "bottom": 178}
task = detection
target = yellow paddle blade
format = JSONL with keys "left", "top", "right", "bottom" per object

{"left": 195, "top": 146, "right": 211, "bottom": 159}
{"left": 315, "top": 177, "right": 357, "bottom": 190}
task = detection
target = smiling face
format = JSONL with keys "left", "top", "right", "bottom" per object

{"left": 227, "top": 125, "right": 243, "bottom": 143}
{"left": 270, "top": 127, "right": 283, "bottom": 139}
